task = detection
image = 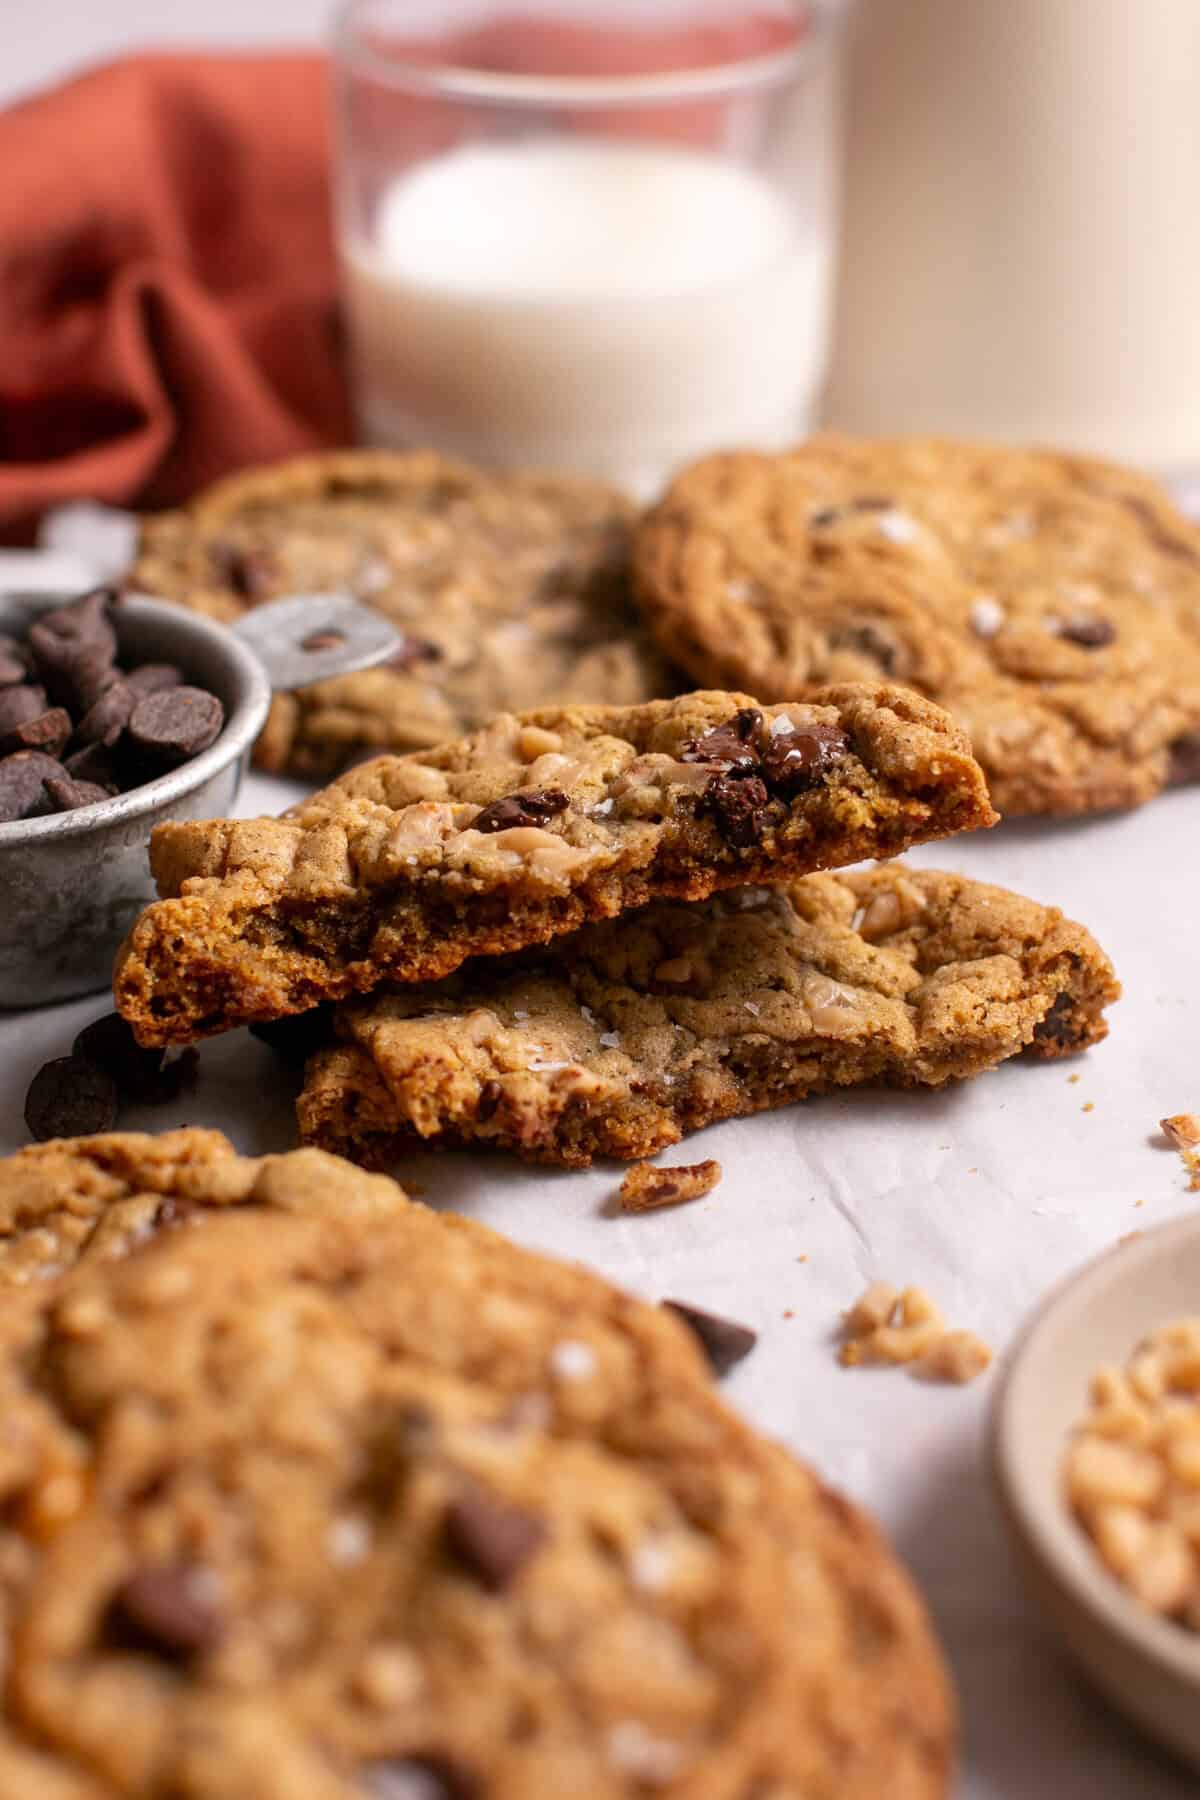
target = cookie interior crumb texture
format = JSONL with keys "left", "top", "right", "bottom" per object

{"left": 295, "top": 865, "right": 1117, "bottom": 1170}
{"left": 1066, "top": 1318, "right": 1200, "bottom": 1626}
{"left": 0, "top": 1133, "right": 955, "bottom": 1798}
{"left": 633, "top": 436, "right": 1200, "bottom": 816}
{"left": 619, "top": 1159, "right": 722, "bottom": 1212}
{"left": 113, "top": 687, "right": 996, "bottom": 1048}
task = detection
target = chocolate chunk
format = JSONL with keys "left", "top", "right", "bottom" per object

{"left": 363, "top": 1756, "right": 479, "bottom": 1800}
{"left": 830, "top": 623, "right": 900, "bottom": 674}
{"left": 811, "top": 496, "right": 892, "bottom": 527}
{"left": 0, "top": 705, "right": 71, "bottom": 758}
{"left": 0, "top": 751, "right": 67, "bottom": 822}
{"left": 444, "top": 1481, "right": 546, "bottom": 1591}
{"left": 698, "top": 773, "right": 770, "bottom": 848}
{"left": 75, "top": 678, "right": 135, "bottom": 748}
{"left": 108, "top": 1563, "right": 224, "bottom": 1658}
{"left": 249, "top": 1008, "right": 333, "bottom": 1069}
{"left": 73, "top": 1011, "right": 198, "bottom": 1104}
{"left": 24, "top": 1055, "right": 119, "bottom": 1141}
{"left": 63, "top": 742, "right": 119, "bottom": 790}
{"left": 1031, "top": 991, "right": 1083, "bottom": 1052}
{"left": 1058, "top": 616, "right": 1116, "bottom": 649}
{"left": 128, "top": 686, "right": 224, "bottom": 767}
{"left": 387, "top": 634, "right": 443, "bottom": 672}
{"left": 212, "top": 543, "right": 278, "bottom": 599}
{"left": 44, "top": 776, "right": 111, "bottom": 812}
{"left": 0, "top": 684, "right": 49, "bottom": 741}
{"left": 472, "top": 789, "right": 569, "bottom": 834}
{"left": 39, "top": 587, "right": 118, "bottom": 651}
{"left": 153, "top": 1194, "right": 199, "bottom": 1228}
{"left": 681, "top": 707, "right": 763, "bottom": 770}
{"left": 1168, "top": 730, "right": 1200, "bottom": 788}
{"left": 476, "top": 1079, "right": 503, "bottom": 1122}
{"left": 662, "top": 1301, "right": 758, "bottom": 1377}
{"left": 759, "top": 723, "right": 849, "bottom": 794}
{"left": 124, "top": 662, "right": 184, "bottom": 697}
{"left": 301, "top": 629, "right": 346, "bottom": 653}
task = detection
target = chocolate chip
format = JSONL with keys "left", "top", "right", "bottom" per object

{"left": 444, "top": 1481, "right": 546, "bottom": 1591}
{"left": 387, "top": 635, "right": 443, "bottom": 672}
{"left": 363, "top": 1756, "right": 480, "bottom": 1800}
{"left": 128, "top": 687, "right": 224, "bottom": 767}
{"left": 73, "top": 1011, "right": 198, "bottom": 1104}
{"left": 24, "top": 1055, "right": 119, "bottom": 1140}
{"left": 476, "top": 1079, "right": 503, "bottom": 1121}
{"left": 39, "top": 587, "right": 118, "bottom": 652}
{"left": 0, "top": 751, "right": 67, "bottom": 822}
{"left": 811, "top": 496, "right": 891, "bottom": 527}
{"left": 0, "top": 684, "right": 49, "bottom": 742}
{"left": 301, "top": 629, "right": 345, "bottom": 653}
{"left": 1058, "top": 616, "right": 1116, "bottom": 649}
{"left": 0, "top": 706, "right": 71, "bottom": 758}
{"left": 759, "top": 723, "right": 849, "bottom": 794}
{"left": 698, "top": 773, "right": 771, "bottom": 848}
{"left": 124, "top": 663, "right": 183, "bottom": 696}
{"left": 29, "top": 621, "right": 116, "bottom": 714}
{"left": 212, "top": 544, "right": 278, "bottom": 599}
{"left": 662, "top": 1301, "right": 758, "bottom": 1376}
{"left": 75, "top": 678, "right": 134, "bottom": 748}
{"left": 108, "top": 1563, "right": 224, "bottom": 1658}
{"left": 0, "top": 652, "right": 28, "bottom": 686}
{"left": 1031, "top": 991, "right": 1083, "bottom": 1053}
{"left": 681, "top": 707, "right": 763, "bottom": 770}
{"left": 63, "top": 742, "right": 119, "bottom": 789}
{"left": 153, "top": 1194, "right": 199, "bottom": 1228}
{"left": 249, "top": 1008, "right": 333, "bottom": 1068}
{"left": 830, "top": 623, "right": 900, "bottom": 674}
{"left": 44, "top": 776, "right": 111, "bottom": 812}
{"left": 472, "top": 789, "right": 569, "bottom": 834}
{"left": 1168, "top": 731, "right": 1200, "bottom": 787}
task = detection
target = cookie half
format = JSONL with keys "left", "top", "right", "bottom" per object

{"left": 132, "top": 449, "right": 675, "bottom": 777}
{"left": 633, "top": 438, "right": 1200, "bottom": 815}
{"left": 114, "top": 687, "right": 996, "bottom": 1047}
{"left": 0, "top": 1154, "right": 954, "bottom": 1798}
{"left": 296, "top": 866, "right": 1118, "bottom": 1168}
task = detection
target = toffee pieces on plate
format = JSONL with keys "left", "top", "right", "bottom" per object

{"left": 23, "top": 1012, "right": 197, "bottom": 1143}
{"left": 0, "top": 588, "right": 225, "bottom": 823}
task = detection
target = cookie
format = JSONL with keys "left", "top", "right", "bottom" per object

{"left": 295, "top": 865, "right": 1118, "bottom": 1168}
{"left": 0, "top": 1128, "right": 410, "bottom": 1288}
{"left": 633, "top": 438, "right": 1200, "bottom": 815}
{"left": 132, "top": 450, "right": 676, "bottom": 777}
{"left": 0, "top": 1162, "right": 954, "bottom": 1797}
{"left": 114, "top": 686, "right": 995, "bottom": 1048}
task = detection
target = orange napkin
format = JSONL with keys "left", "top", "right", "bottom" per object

{"left": 0, "top": 52, "right": 349, "bottom": 541}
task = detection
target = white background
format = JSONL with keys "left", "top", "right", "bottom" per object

{"left": 5, "top": 10, "right": 1200, "bottom": 1795}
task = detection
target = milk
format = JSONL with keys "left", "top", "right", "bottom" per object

{"left": 340, "top": 138, "right": 832, "bottom": 494}
{"left": 824, "top": 0, "right": 1200, "bottom": 468}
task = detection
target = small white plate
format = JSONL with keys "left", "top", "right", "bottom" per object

{"left": 991, "top": 1214, "right": 1200, "bottom": 1768}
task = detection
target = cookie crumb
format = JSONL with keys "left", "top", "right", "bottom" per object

{"left": 619, "top": 1159, "right": 721, "bottom": 1213}
{"left": 1160, "top": 1115, "right": 1200, "bottom": 1191}
{"left": 839, "top": 1282, "right": 992, "bottom": 1384}
{"left": 1082, "top": 1102, "right": 1095, "bottom": 1113}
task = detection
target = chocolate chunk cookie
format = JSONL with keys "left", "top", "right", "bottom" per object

{"left": 131, "top": 450, "right": 675, "bottom": 777}
{"left": 113, "top": 687, "right": 995, "bottom": 1047}
{"left": 0, "top": 1155, "right": 953, "bottom": 1797}
{"left": 633, "top": 438, "right": 1200, "bottom": 816}
{"left": 0, "top": 1128, "right": 411, "bottom": 1287}
{"left": 295, "top": 865, "right": 1118, "bottom": 1168}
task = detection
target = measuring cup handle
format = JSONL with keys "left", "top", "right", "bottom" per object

{"left": 230, "top": 593, "right": 404, "bottom": 693}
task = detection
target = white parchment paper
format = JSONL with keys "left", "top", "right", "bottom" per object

{"left": 1, "top": 556, "right": 1198, "bottom": 1796}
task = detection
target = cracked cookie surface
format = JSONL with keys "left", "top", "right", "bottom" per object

{"left": 297, "top": 866, "right": 1118, "bottom": 1168}
{"left": 0, "top": 1148, "right": 953, "bottom": 1799}
{"left": 0, "top": 1128, "right": 410, "bottom": 1290}
{"left": 114, "top": 687, "right": 995, "bottom": 1047}
{"left": 633, "top": 437, "right": 1200, "bottom": 816}
{"left": 132, "top": 450, "right": 675, "bottom": 777}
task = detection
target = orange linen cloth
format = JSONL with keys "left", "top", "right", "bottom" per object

{"left": 0, "top": 52, "right": 348, "bottom": 540}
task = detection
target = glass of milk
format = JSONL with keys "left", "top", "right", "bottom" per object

{"left": 332, "top": 0, "right": 841, "bottom": 496}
